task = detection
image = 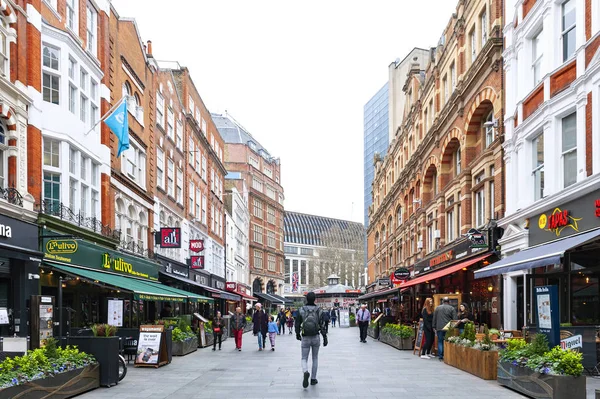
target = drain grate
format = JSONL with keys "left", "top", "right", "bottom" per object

{"left": 209, "top": 368, "right": 226, "bottom": 372}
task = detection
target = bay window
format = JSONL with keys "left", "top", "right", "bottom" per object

{"left": 532, "top": 134, "right": 544, "bottom": 200}
{"left": 562, "top": 0, "right": 576, "bottom": 61}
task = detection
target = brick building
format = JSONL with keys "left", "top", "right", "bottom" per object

{"left": 475, "top": 0, "right": 600, "bottom": 332}
{"left": 213, "top": 113, "right": 285, "bottom": 302}
{"left": 365, "top": 0, "right": 505, "bottom": 328}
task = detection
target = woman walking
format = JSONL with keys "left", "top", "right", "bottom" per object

{"left": 252, "top": 303, "right": 268, "bottom": 351}
{"left": 330, "top": 308, "right": 337, "bottom": 327}
{"left": 420, "top": 298, "right": 435, "bottom": 359}
{"left": 455, "top": 303, "right": 473, "bottom": 335}
{"left": 212, "top": 311, "right": 224, "bottom": 351}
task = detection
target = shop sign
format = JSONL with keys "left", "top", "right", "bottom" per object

{"left": 414, "top": 236, "right": 491, "bottom": 276}
{"left": 0, "top": 223, "right": 11, "bottom": 238}
{"left": 43, "top": 234, "right": 159, "bottom": 281}
{"left": 164, "top": 262, "right": 189, "bottom": 279}
{"left": 0, "top": 214, "right": 38, "bottom": 250}
{"left": 159, "top": 228, "right": 181, "bottom": 248}
{"left": 226, "top": 282, "right": 236, "bottom": 291}
{"left": 392, "top": 268, "right": 410, "bottom": 280}
{"left": 466, "top": 229, "right": 487, "bottom": 248}
{"left": 194, "top": 273, "right": 208, "bottom": 285}
{"left": 530, "top": 189, "right": 600, "bottom": 246}
{"left": 377, "top": 278, "right": 391, "bottom": 287}
{"left": 213, "top": 280, "right": 225, "bottom": 290}
{"left": 189, "top": 239, "right": 204, "bottom": 253}
{"left": 345, "top": 289, "right": 361, "bottom": 294}
{"left": 535, "top": 285, "right": 560, "bottom": 348}
{"left": 189, "top": 256, "right": 204, "bottom": 269}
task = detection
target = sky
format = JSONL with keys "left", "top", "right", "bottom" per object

{"left": 112, "top": 0, "right": 458, "bottom": 224}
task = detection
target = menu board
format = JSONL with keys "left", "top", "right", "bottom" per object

{"left": 107, "top": 299, "right": 123, "bottom": 327}
{"left": 535, "top": 285, "right": 560, "bottom": 347}
{"left": 0, "top": 308, "right": 8, "bottom": 325}
{"left": 414, "top": 319, "right": 425, "bottom": 355}
{"left": 39, "top": 304, "right": 53, "bottom": 344}
{"left": 537, "top": 294, "right": 551, "bottom": 329}
{"left": 339, "top": 309, "right": 350, "bottom": 328}
{"left": 136, "top": 330, "right": 162, "bottom": 364}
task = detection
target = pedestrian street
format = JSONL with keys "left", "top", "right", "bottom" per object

{"left": 78, "top": 326, "right": 527, "bottom": 399}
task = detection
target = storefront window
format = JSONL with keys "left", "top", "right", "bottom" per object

{"left": 570, "top": 253, "right": 600, "bottom": 325}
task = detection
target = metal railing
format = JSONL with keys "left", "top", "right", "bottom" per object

{"left": 0, "top": 186, "right": 23, "bottom": 207}
{"left": 119, "top": 239, "right": 154, "bottom": 259}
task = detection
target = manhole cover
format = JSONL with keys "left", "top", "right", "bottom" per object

{"left": 210, "top": 368, "right": 226, "bottom": 372}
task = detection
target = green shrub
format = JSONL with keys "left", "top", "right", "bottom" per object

{"left": 482, "top": 325, "right": 492, "bottom": 346}
{"left": 488, "top": 328, "right": 500, "bottom": 336}
{"left": 172, "top": 326, "right": 196, "bottom": 342}
{"left": 545, "top": 346, "right": 584, "bottom": 376}
{"left": 460, "top": 322, "right": 476, "bottom": 342}
{"left": 381, "top": 324, "right": 413, "bottom": 339}
{"left": 90, "top": 323, "right": 117, "bottom": 337}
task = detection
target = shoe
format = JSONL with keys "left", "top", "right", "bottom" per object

{"left": 212, "top": 348, "right": 215, "bottom": 351}
{"left": 271, "top": 348, "right": 275, "bottom": 351}
{"left": 302, "top": 371, "right": 310, "bottom": 388}
{"left": 420, "top": 355, "right": 429, "bottom": 359}
{"left": 259, "top": 348, "right": 263, "bottom": 351}
{"left": 438, "top": 357, "right": 443, "bottom": 361}
{"left": 310, "top": 379, "right": 318, "bottom": 385}
{"left": 428, "top": 354, "right": 436, "bottom": 358}
{"left": 238, "top": 348, "right": 241, "bottom": 351}
{"left": 219, "top": 348, "right": 221, "bottom": 350}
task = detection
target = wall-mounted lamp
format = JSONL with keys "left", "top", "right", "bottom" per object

{"left": 483, "top": 119, "right": 502, "bottom": 138}
{"left": 487, "top": 283, "right": 494, "bottom": 292}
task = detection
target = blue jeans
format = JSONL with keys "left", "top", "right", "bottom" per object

{"left": 257, "top": 331, "right": 264, "bottom": 349}
{"left": 437, "top": 330, "right": 446, "bottom": 359}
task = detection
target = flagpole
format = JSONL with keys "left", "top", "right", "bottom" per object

{"left": 83, "top": 95, "right": 129, "bottom": 136}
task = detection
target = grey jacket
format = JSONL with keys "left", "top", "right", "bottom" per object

{"left": 432, "top": 304, "right": 457, "bottom": 331}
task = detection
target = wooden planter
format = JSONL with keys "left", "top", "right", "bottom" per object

{"left": 497, "top": 361, "right": 586, "bottom": 399}
{"left": 379, "top": 331, "right": 413, "bottom": 350}
{"left": 0, "top": 363, "right": 99, "bottom": 399}
{"left": 443, "top": 342, "right": 498, "bottom": 380}
{"left": 172, "top": 337, "right": 198, "bottom": 356}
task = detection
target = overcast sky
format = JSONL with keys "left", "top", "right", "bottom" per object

{"left": 112, "top": 0, "right": 458, "bottom": 224}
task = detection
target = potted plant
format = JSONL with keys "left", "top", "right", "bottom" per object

{"left": 349, "top": 313, "right": 356, "bottom": 327}
{"left": 0, "top": 338, "right": 99, "bottom": 397}
{"left": 489, "top": 328, "right": 500, "bottom": 340}
{"left": 69, "top": 323, "right": 121, "bottom": 387}
{"left": 497, "top": 334, "right": 586, "bottom": 398}
{"left": 172, "top": 322, "right": 198, "bottom": 356}
{"left": 379, "top": 323, "right": 414, "bottom": 350}
{"left": 244, "top": 316, "right": 253, "bottom": 333}
{"left": 444, "top": 323, "right": 499, "bottom": 380}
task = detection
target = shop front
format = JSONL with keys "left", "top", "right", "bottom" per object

{"left": 225, "top": 282, "right": 256, "bottom": 313}
{"left": 0, "top": 214, "right": 43, "bottom": 338}
{"left": 476, "top": 188, "right": 600, "bottom": 331}
{"left": 397, "top": 229, "right": 501, "bottom": 328}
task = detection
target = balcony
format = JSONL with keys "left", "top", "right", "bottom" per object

{"left": 37, "top": 201, "right": 121, "bottom": 241}
{"left": 120, "top": 238, "right": 154, "bottom": 259}
{"left": 0, "top": 187, "right": 23, "bottom": 207}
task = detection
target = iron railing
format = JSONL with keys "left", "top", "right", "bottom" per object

{"left": 0, "top": 187, "right": 23, "bottom": 207}
{"left": 37, "top": 201, "right": 121, "bottom": 240}
{"left": 119, "top": 239, "right": 154, "bottom": 259}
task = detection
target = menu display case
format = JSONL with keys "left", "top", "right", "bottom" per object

{"left": 30, "top": 295, "right": 55, "bottom": 348}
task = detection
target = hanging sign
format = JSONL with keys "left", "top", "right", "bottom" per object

{"left": 466, "top": 228, "right": 487, "bottom": 248}
{"left": 190, "top": 256, "right": 205, "bottom": 269}
{"left": 159, "top": 228, "right": 181, "bottom": 248}
{"left": 189, "top": 239, "right": 205, "bottom": 253}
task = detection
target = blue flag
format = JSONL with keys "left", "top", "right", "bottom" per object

{"left": 104, "top": 99, "right": 129, "bottom": 157}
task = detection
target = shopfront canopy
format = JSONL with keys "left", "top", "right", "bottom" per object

{"left": 399, "top": 253, "right": 492, "bottom": 289}
{"left": 358, "top": 287, "right": 400, "bottom": 301}
{"left": 474, "top": 228, "right": 600, "bottom": 279}
{"left": 48, "top": 262, "right": 200, "bottom": 303}
{"left": 269, "top": 293, "right": 293, "bottom": 305}
{"left": 255, "top": 292, "right": 284, "bottom": 305}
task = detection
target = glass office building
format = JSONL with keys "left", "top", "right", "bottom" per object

{"left": 363, "top": 83, "right": 389, "bottom": 228}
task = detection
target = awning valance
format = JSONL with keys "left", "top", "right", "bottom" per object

{"left": 474, "top": 228, "right": 600, "bottom": 279}
{"left": 255, "top": 292, "right": 284, "bottom": 305}
{"left": 358, "top": 287, "right": 399, "bottom": 301}
{"left": 269, "top": 293, "right": 293, "bottom": 305}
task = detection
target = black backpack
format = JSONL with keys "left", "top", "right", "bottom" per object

{"left": 300, "top": 306, "right": 321, "bottom": 336}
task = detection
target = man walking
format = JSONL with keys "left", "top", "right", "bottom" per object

{"left": 252, "top": 303, "right": 268, "bottom": 351}
{"left": 357, "top": 304, "right": 371, "bottom": 343}
{"left": 231, "top": 306, "right": 246, "bottom": 351}
{"left": 276, "top": 308, "right": 287, "bottom": 335}
{"left": 432, "top": 297, "right": 457, "bottom": 361}
{"left": 296, "top": 292, "right": 328, "bottom": 388}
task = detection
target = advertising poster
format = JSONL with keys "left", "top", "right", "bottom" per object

{"left": 107, "top": 299, "right": 123, "bottom": 327}
{"left": 535, "top": 285, "right": 560, "bottom": 347}
{"left": 0, "top": 308, "right": 8, "bottom": 325}
{"left": 135, "top": 329, "right": 162, "bottom": 365}
{"left": 537, "top": 293, "right": 551, "bottom": 329}
{"left": 339, "top": 309, "right": 350, "bottom": 328}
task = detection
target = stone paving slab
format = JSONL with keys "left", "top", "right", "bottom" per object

{"left": 76, "top": 326, "right": 600, "bottom": 398}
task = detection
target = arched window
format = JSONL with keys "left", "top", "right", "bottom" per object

{"left": 0, "top": 17, "right": 8, "bottom": 76}
{"left": 134, "top": 93, "right": 141, "bottom": 107}
{"left": 266, "top": 280, "right": 275, "bottom": 294}
{"left": 455, "top": 147, "right": 462, "bottom": 176}
{"left": 253, "top": 278, "right": 262, "bottom": 294}
{"left": 115, "top": 198, "right": 125, "bottom": 231}
{"left": 381, "top": 224, "right": 386, "bottom": 242}
{"left": 375, "top": 231, "right": 380, "bottom": 248}
{"left": 159, "top": 211, "right": 166, "bottom": 227}
{"left": 396, "top": 206, "right": 403, "bottom": 227}
{"left": 126, "top": 205, "right": 135, "bottom": 243}
{"left": 483, "top": 111, "right": 494, "bottom": 148}
{"left": 122, "top": 82, "right": 131, "bottom": 98}
{"left": 387, "top": 216, "right": 393, "bottom": 236}
{"left": 137, "top": 212, "right": 146, "bottom": 248}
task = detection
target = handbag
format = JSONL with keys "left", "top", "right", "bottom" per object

{"left": 213, "top": 327, "right": 221, "bottom": 333}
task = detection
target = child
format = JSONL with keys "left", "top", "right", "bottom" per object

{"left": 267, "top": 315, "right": 278, "bottom": 351}
{"left": 287, "top": 314, "right": 294, "bottom": 334}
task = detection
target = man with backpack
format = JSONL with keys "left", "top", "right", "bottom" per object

{"left": 296, "top": 292, "right": 328, "bottom": 388}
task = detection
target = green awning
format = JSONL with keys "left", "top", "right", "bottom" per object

{"left": 140, "top": 281, "right": 213, "bottom": 304}
{"left": 46, "top": 263, "right": 186, "bottom": 303}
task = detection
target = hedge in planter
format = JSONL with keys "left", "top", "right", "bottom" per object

{"left": 379, "top": 324, "right": 413, "bottom": 350}
{"left": 172, "top": 325, "right": 198, "bottom": 356}
{"left": 497, "top": 335, "right": 586, "bottom": 399}
{"left": 0, "top": 339, "right": 99, "bottom": 398}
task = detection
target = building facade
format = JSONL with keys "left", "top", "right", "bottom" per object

{"left": 475, "top": 0, "right": 600, "bottom": 332}
{"left": 224, "top": 180, "right": 250, "bottom": 287}
{"left": 284, "top": 211, "right": 365, "bottom": 300}
{"left": 366, "top": 0, "right": 505, "bottom": 328}
{"left": 213, "top": 113, "right": 285, "bottom": 297}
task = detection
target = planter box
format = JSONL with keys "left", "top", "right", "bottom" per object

{"left": 350, "top": 320, "right": 356, "bottom": 327}
{"left": 172, "top": 337, "right": 198, "bottom": 356}
{"left": 0, "top": 363, "right": 99, "bottom": 399}
{"left": 367, "top": 325, "right": 376, "bottom": 339}
{"left": 497, "top": 361, "right": 586, "bottom": 399}
{"left": 443, "top": 342, "right": 498, "bottom": 380}
{"left": 68, "top": 337, "right": 120, "bottom": 387}
{"left": 204, "top": 333, "right": 214, "bottom": 348}
{"left": 243, "top": 323, "right": 253, "bottom": 334}
{"left": 379, "top": 331, "right": 413, "bottom": 350}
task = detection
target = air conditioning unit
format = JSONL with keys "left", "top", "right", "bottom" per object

{"left": 433, "top": 230, "right": 441, "bottom": 239}
{"left": 417, "top": 241, "right": 423, "bottom": 250}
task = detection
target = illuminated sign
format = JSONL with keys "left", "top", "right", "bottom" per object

{"left": 430, "top": 251, "right": 453, "bottom": 267}
{"left": 595, "top": 200, "right": 600, "bottom": 218}
{"left": 190, "top": 256, "right": 204, "bottom": 269}
{"left": 160, "top": 228, "right": 181, "bottom": 248}
{"left": 189, "top": 239, "right": 205, "bottom": 253}
{"left": 537, "top": 208, "right": 581, "bottom": 237}
{"left": 46, "top": 240, "right": 78, "bottom": 254}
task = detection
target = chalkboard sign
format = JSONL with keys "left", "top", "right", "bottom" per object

{"left": 413, "top": 318, "right": 425, "bottom": 355}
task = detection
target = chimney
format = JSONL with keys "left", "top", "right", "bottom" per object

{"left": 147, "top": 40, "right": 153, "bottom": 57}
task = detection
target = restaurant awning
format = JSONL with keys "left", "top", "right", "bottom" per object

{"left": 399, "top": 253, "right": 492, "bottom": 289}
{"left": 474, "top": 228, "right": 600, "bottom": 279}
{"left": 358, "top": 287, "right": 399, "bottom": 301}
{"left": 269, "top": 293, "right": 293, "bottom": 305}
{"left": 160, "top": 271, "right": 239, "bottom": 301}
{"left": 237, "top": 291, "right": 257, "bottom": 301}
{"left": 47, "top": 262, "right": 187, "bottom": 302}
{"left": 255, "top": 292, "right": 284, "bottom": 305}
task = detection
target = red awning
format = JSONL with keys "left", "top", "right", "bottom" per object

{"left": 238, "top": 291, "right": 257, "bottom": 301}
{"left": 399, "top": 254, "right": 492, "bottom": 290}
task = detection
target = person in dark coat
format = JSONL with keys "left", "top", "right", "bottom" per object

{"left": 455, "top": 303, "right": 474, "bottom": 335}
{"left": 252, "top": 303, "right": 269, "bottom": 351}
{"left": 276, "top": 309, "right": 287, "bottom": 335}
{"left": 212, "top": 311, "right": 224, "bottom": 351}
{"left": 420, "top": 298, "right": 435, "bottom": 359}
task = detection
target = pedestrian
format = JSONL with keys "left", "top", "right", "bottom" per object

{"left": 296, "top": 292, "right": 328, "bottom": 388}
{"left": 231, "top": 306, "right": 246, "bottom": 351}
{"left": 432, "top": 297, "right": 457, "bottom": 361}
{"left": 322, "top": 307, "right": 330, "bottom": 333}
{"left": 212, "top": 311, "right": 224, "bottom": 351}
{"left": 252, "top": 303, "right": 268, "bottom": 351}
{"left": 330, "top": 308, "right": 337, "bottom": 327}
{"left": 357, "top": 304, "right": 371, "bottom": 343}
{"left": 287, "top": 313, "right": 294, "bottom": 333}
{"left": 455, "top": 303, "right": 473, "bottom": 335}
{"left": 268, "top": 315, "right": 278, "bottom": 351}
{"left": 276, "top": 308, "right": 287, "bottom": 335}
{"left": 420, "top": 298, "right": 435, "bottom": 359}
{"left": 159, "top": 303, "right": 172, "bottom": 318}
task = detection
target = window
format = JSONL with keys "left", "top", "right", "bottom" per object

{"left": 202, "top": 195, "right": 207, "bottom": 224}
{"left": 267, "top": 231, "right": 276, "bottom": 247}
{"left": 91, "top": 80, "right": 98, "bottom": 101}
{"left": 252, "top": 177, "right": 263, "bottom": 192}
{"left": 80, "top": 95, "right": 88, "bottom": 123}
{"left": 69, "top": 147, "right": 76, "bottom": 174}
{"left": 562, "top": 112, "right": 577, "bottom": 187}
{"left": 532, "top": 134, "right": 544, "bottom": 200}
{"left": 195, "top": 188, "right": 201, "bottom": 217}
{"left": 450, "top": 62, "right": 456, "bottom": 92}
{"left": 254, "top": 225, "right": 263, "bottom": 244}
{"left": 44, "top": 139, "right": 60, "bottom": 167}
{"left": 424, "top": 109, "right": 428, "bottom": 131}
{"left": 86, "top": 5, "right": 97, "bottom": 56}
{"left": 254, "top": 250, "right": 263, "bottom": 269}
{"left": 80, "top": 69, "right": 87, "bottom": 92}
{"left": 470, "top": 28, "right": 477, "bottom": 63}
{"left": 210, "top": 168, "right": 215, "bottom": 192}
{"left": 91, "top": 104, "right": 97, "bottom": 126}
{"left": 81, "top": 185, "right": 88, "bottom": 217}
{"left": 266, "top": 185, "right": 276, "bottom": 200}
{"left": 69, "top": 178, "right": 76, "bottom": 210}
{"left": 121, "top": 140, "right": 146, "bottom": 188}
{"left": 188, "top": 182, "right": 194, "bottom": 213}
{"left": 91, "top": 190, "right": 98, "bottom": 218}
{"left": 201, "top": 155, "right": 207, "bottom": 181}
{"left": 156, "top": 148, "right": 164, "bottom": 188}
{"left": 562, "top": 0, "right": 576, "bottom": 61}
{"left": 167, "top": 108, "right": 174, "bottom": 140}
{"left": 176, "top": 118, "right": 183, "bottom": 149}
{"left": 532, "top": 29, "right": 543, "bottom": 84}
{"left": 80, "top": 155, "right": 87, "bottom": 180}
{"left": 167, "top": 159, "right": 174, "bottom": 196}
{"left": 122, "top": 81, "right": 131, "bottom": 98}
{"left": 489, "top": 166, "right": 495, "bottom": 220}
{"left": 455, "top": 147, "right": 461, "bottom": 175}
{"left": 156, "top": 92, "right": 164, "bottom": 127}
{"left": 481, "top": 10, "right": 487, "bottom": 46}
{"left": 249, "top": 156, "right": 259, "bottom": 169}
{"left": 268, "top": 255, "right": 276, "bottom": 272}
{"left": 427, "top": 223, "right": 434, "bottom": 253}
{"left": 43, "top": 73, "right": 60, "bottom": 104}
{"left": 475, "top": 185, "right": 485, "bottom": 227}
{"left": 43, "top": 46, "right": 59, "bottom": 70}
{"left": 188, "top": 139, "right": 194, "bottom": 165}
{"left": 176, "top": 167, "right": 183, "bottom": 204}
{"left": 188, "top": 95, "right": 195, "bottom": 114}
{"left": 397, "top": 206, "right": 403, "bottom": 226}
{"left": 446, "top": 199, "right": 454, "bottom": 242}
{"left": 43, "top": 172, "right": 60, "bottom": 208}
{"left": 92, "top": 163, "right": 98, "bottom": 185}
{"left": 68, "top": 58, "right": 76, "bottom": 80}
{"left": 484, "top": 112, "right": 494, "bottom": 147}
{"left": 264, "top": 167, "right": 273, "bottom": 179}
{"left": 253, "top": 199, "right": 263, "bottom": 218}
{"left": 267, "top": 206, "right": 276, "bottom": 224}
{"left": 443, "top": 75, "right": 448, "bottom": 104}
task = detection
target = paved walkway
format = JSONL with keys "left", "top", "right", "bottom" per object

{"left": 79, "top": 326, "right": 536, "bottom": 399}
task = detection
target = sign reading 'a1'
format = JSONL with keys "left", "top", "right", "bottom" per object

{"left": 160, "top": 228, "right": 181, "bottom": 248}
